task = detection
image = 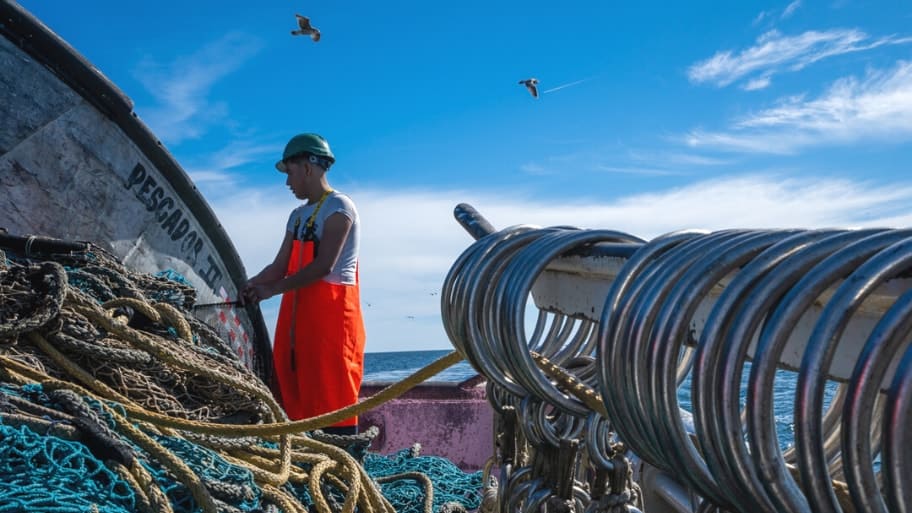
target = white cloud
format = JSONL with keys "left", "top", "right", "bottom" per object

{"left": 687, "top": 29, "right": 911, "bottom": 89}
{"left": 592, "top": 165, "right": 685, "bottom": 176}
{"left": 686, "top": 61, "right": 912, "bottom": 153}
{"left": 186, "top": 170, "right": 238, "bottom": 185}
{"left": 743, "top": 76, "right": 772, "bottom": 91}
{"left": 781, "top": 0, "right": 802, "bottom": 19}
{"left": 627, "top": 150, "right": 732, "bottom": 167}
{"left": 207, "top": 142, "right": 282, "bottom": 172}
{"left": 520, "top": 150, "right": 728, "bottom": 183}
{"left": 205, "top": 175, "right": 912, "bottom": 352}
{"left": 520, "top": 162, "right": 553, "bottom": 176}
{"left": 179, "top": 141, "right": 281, "bottom": 191}
{"left": 753, "top": 1, "right": 802, "bottom": 27}
{"left": 133, "top": 33, "right": 264, "bottom": 144}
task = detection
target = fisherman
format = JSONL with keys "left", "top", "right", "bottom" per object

{"left": 242, "top": 133, "right": 365, "bottom": 435}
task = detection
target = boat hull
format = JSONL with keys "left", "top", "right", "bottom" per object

{"left": 0, "top": 1, "right": 272, "bottom": 382}
{"left": 359, "top": 377, "right": 493, "bottom": 472}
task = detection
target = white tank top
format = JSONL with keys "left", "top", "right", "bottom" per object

{"left": 285, "top": 191, "right": 359, "bottom": 285}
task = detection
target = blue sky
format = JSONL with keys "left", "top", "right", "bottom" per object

{"left": 19, "top": 1, "right": 912, "bottom": 352}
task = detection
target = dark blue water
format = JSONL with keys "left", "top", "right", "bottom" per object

{"left": 364, "top": 350, "right": 842, "bottom": 452}
{"left": 364, "top": 349, "right": 474, "bottom": 383}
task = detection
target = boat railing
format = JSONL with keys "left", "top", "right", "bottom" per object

{"left": 444, "top": 203, "right": 912, "bottom": 513}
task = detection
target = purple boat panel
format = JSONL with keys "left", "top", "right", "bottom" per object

{"left": 358, "top": 377, "right": 493, "bottom": 472}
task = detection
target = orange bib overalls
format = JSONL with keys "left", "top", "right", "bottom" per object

{"left": 272, "top": 196, "right": 365, "bottom": 427}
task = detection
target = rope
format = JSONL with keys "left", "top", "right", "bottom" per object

{"left": 0, "top": 242, "right": 481, "bottom": 513}
{"left": 530, "top": 351, "right": 607, "bottom": 417}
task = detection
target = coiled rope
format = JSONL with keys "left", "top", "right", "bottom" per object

{"left": 0, "top": 240, "right": 481, "bottom": 513}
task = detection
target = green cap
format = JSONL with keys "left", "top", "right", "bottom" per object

{"left": 275, "top": 133, "right": 336, "bottom": 172}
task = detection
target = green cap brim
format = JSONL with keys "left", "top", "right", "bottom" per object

{"left": 275, "top": 160, "right": 287, "bottom": 173}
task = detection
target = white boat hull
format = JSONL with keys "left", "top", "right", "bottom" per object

{"left": 0, "top": 1, "right": 272, "bottom": 382}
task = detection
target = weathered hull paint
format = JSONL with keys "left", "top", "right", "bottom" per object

{"left": 0, "top": 0, "right": 272, "bottom": 381}
{"left": 359, "top": 377, "right": 493, "bottom": 472}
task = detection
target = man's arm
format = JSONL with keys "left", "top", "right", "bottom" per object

{"left": 253, "top": 212, "right": 352, "bottom": 299}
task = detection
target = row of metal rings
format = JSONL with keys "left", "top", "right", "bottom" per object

{"left": 443, "top": 225, "right": 645, "bottom": 512}
{"left": 444, "top": 223, "right": 912, "bottom": 513}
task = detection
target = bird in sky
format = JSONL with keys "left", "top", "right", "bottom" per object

{"left": 519, "top": 78, "right": 539, "bottom": 98}
{"left": 291, "top": 14, "right": 321, "bottom": 42}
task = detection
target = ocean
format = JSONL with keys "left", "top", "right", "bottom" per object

{"left": 364, "top": 349, "right": 472, "bottom": 382}
{"left": 363, "top": 350, "right": 842, "bottom": 452}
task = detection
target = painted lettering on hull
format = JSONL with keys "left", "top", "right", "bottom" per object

{"left": 124, "top": 163, "right": 223, "bottom": 291}
{"left": 123, "top": 163, "right": 253, "bottom": 365}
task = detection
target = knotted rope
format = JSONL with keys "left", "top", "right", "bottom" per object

{"left": 0, "top": 241, "right": 481, "bottom": 513}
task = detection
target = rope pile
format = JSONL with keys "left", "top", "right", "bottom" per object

{"left": 0, "top": 237, "right": 481, "bottom": 513}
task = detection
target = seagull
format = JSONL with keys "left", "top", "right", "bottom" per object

{"left": 519, "top": 78, "right": 539, "bottom": 98}
{"left": 291, "top": 14, "right": 321, "bottom": 42}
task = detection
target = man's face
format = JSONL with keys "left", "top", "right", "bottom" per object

{"left": 284, "top": 158, "right": 310, "bottom": 199}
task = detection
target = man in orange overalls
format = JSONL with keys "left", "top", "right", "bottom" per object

{"left": 242, "top": 133, "right": 365, "bottom": 435}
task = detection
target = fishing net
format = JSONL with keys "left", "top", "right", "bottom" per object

{"left": 364, "top": 446, "right": 483, "bottom": 513}
{"left": 0, "top": 235, "right": 482, "bottom": 513}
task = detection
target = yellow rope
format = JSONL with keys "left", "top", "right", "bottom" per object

{"left": 2, "top": 267, "right": 466, "bottom": 513}
{"left": 4, "top": 347, "right": 463, "bottom": 437}
{"left": 1, "top": 257, "right": 471, "bottom": 513}
{"left": 530, "top": 351, "right": 607, "bottom": 417}
{"left": 376, "top": 471, "right": 435, "bottom": 513}
{"left": 308, "top": 458, "right": 336, "bottom": 513}
{"left": 151, "top": 301, "right": 194, "bottom": 343}
{"left": 72, "top": 292, "right": 284, "bottom": 421}
{"left": 2, "top": 339, "right": 458, "bottom": 513}
{"left": 0, "top": 412, "right": 79, "bottom": 439}
{"left": 102, "top": 297, "right": 162, "bottom": 324}
{"left": 5, "top": 343, "right": 267, "bottom": 503}
{"left": 100, "top": 396, "right": 217, "bottom": 512}
{"left": 261, "top": 484, "right": 309, "bottom": 513}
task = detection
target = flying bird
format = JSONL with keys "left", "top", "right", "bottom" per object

{"left": 519, "top": 78, "right": 539, "bottom": 98}
{"left": 291, "top": 14, "right": 321, "bottom": 42}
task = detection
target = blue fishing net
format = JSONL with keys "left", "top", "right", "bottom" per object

{"left": 156, "top": 269, "right": 194, "bottom": 288}
{"left": 0, "top": 383, "right": 484, "bottom": 513}
{"left": 0, "top": 422, "right": 135, "bottom": 513}
{"left": 364, "top": 448, "right": 484, "bottom": 513}
{"left": 0, "top": 253, "right": 484, "bottom": 513}
{"left": 146, "top": 434, "right": 261, "bottom": 512}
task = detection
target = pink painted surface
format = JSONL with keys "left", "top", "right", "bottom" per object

{"left": 358, "top": 376, "right": 494, "bottom": 472}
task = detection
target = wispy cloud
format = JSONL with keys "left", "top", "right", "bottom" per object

{"left": 181, "top": 141, "right": 280, "bottom": 188}
{"left": 685, "top": 60, "right": 912, "bottom": 153}
{"left": 592, "top": 165, "right": 685, "bottom": 177}
{"left": 542, "top": 78, "right": 590, "bottom": 95}
{"left": 133, "top": 33, "right": 264, "bottom": 144}
{"left": 519, "top": 162, "right": 554, "bottom": 176}
{"left": 205, "top": 175, "right": 912, "bottom": 351}
{"left": 519, "top": 149, "right": 728, "bottom": 181}
{"left": 688, "top": 28, "right": 912, "bottom": 90}
{"left": 754, "top": 0, "right": 802, "bottom": 26}
{"left": 207, "top": 142, "right": 281, "bottom": 171}
{"left": 781, "top": 0, "right": 802, "bottom": 20}
{"left": 744, "top": 77, "right": 772, "bottom": 91}
{"left": 184, "top": 171, "right": 238, "bottom": 186}
{"left": 627, "top": 150, "right": 732, "bottom": 167}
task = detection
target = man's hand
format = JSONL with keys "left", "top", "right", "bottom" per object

{"left": 241, "top": 281, "right": 260, "bottom": 304}
{"left": 243, "top": 281, "right": 279, "bottom": 303}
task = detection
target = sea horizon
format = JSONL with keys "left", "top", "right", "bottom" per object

{"left": 363, "top": 349, "right": 475, "bottom": 383}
